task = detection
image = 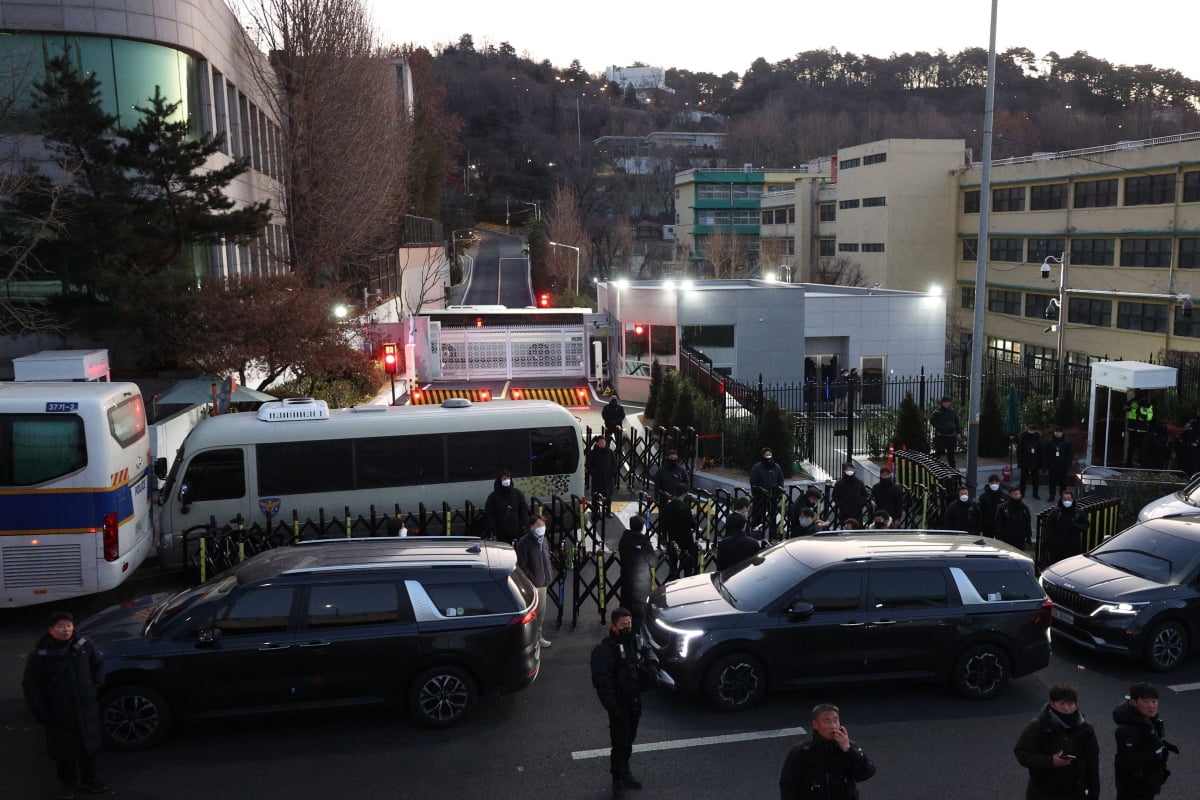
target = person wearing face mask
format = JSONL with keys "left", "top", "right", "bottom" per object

{"left": 1043, "top": 427, "right": 1076, "bottom": 500}
{"left": 1041, "top": 491, "right": 1088, "bottom": 569}
{"left": 832, "top": 463, "right": 870, "bottom": 528}
{"left": 653, "top": 448, "right": 689, "bottom": 503}
{"left": 1018, "top": 423, "right": 1045, "bottom": 500}
{"left": 516, "top": 515, "right": 555, "bottom": 647}
{"left": 790, "top": 506, "right": 828, "bottom": 536}
{"left": 869, "top": 510, "right": 896, "bottom": 530}
{"left": 870, "top": 468, "right": 903, "bottom": 524}
{"left": 484, "top": 469, "right": 529, "bottom": 544}
{"left": 750, "top": 448, "right": 786, "bottom": 539}
{"left": 978, "top": 473, "right": 1004, "bottom": 538}
{"left": 1014, "top": 684, "right": 1100, "bottom": 800}
{"left": 590, "top": 608, "right": 659, "bottom": 796}
{"left": 942, "top": 486, "right": 981, "bottom": 535}
{"left": 587, "top": 435, "right": 619, "bottom": 519}
{"left": 996, "top": 486, "right": 1033, "bottom": 550}
{"left": 930, "top": 395, "right": 962, "bottom": 469}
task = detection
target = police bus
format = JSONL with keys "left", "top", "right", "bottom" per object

{"left": 0, "top": 382, "right": 153, "bottom": 607}
{"left": 155, "top": 398, "right": 584, "bottom": 569}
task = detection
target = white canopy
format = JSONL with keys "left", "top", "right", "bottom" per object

{"left": 1086, "top": 360, "right": 1177, "bottom": 468}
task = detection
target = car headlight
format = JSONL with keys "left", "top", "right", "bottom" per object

{"left": 654, "top": 618, "right": 704, "bottom": 658}
{"left": 1090, "top": 602, "right": 1147, "bottom": 617}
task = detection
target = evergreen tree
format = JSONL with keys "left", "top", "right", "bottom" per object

{"left": 756, "top": 400, "right": 796, "bottom": 476}
{"left": 1054, "top": 389, "right": 1078, "bottom": 428}
{"left": 644, "top": 358, "right": 663, "bottom": 420}
{"left": 670, "top": 378, "right": 697, "bottom": 432}
{"left": 656, "top": 370, "right": 679, "bottom": 428}
{"left": 979, "top": 380, "right": 1008, "bottom": 457}
{"left": 893, "top": 392, "right": 930, "bottom": 452}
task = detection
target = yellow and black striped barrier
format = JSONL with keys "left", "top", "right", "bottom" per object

{"left": 508, "top": 386, "right": 592, "bottom": 407}
{"left": 409, "top": 388, "right": 494, "bottom": 405}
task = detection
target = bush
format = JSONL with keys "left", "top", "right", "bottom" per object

{"left": 656, "top": 370, "right": 680, "bottom": 428}
{"left": 1021, "top": 394, "right": 1055, "bottom": 431}
{"left": 723, "top": 415, "right": 758, "bottom": 470}
{"left": 1055, "top": 389, "right": 1084, "bottom": 428}
{"left": 644, "top": 359, "right": 663, "bottom": 420}
{"left": 669, "top": 380, "right": 697, "bottom": 431}
{"left": 892, "top": 392, "right": 929, "bottom": 452}
{"left": 979, "top": 381, "right": 1008, "bottom": 457}
{"left": 863, "top": 407, "right": 898, "bottom": 460}
{"left": 755, "top": 400, "right": 796, "bottom": 477}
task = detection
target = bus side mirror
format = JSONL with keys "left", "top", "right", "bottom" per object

{"left": 179, "top": 483, "right": 191, "bottom": 514}
{"left": 154, "top": 457, "right": 168, "bottom": 480}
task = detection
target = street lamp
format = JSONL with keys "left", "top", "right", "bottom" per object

{"left": 548, "top": 241, "right": 581, "bottom": 295}
{"left": 1042, "top": 254, "right": 1067, "bottom": 393}
{"left": 332, "top": 304, "right": 349, "bottom": 319}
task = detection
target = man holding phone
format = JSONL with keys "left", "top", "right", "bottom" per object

{"left": 779, "top": 703, "right": 875, "bottom": 799}
{"left": 1014, "top": 684, "right": 1100, "bottom": 799}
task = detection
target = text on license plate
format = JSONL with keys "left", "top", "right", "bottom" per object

{"left": 1051, "top": 607, "right": 1074, "bottom": 625}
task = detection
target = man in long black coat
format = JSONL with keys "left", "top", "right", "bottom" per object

{"left": 1041, "top": 491, "right": 1089, "bottom": 568}
{"left": 1018, "top": 424, "right": 1044, "bottom": 499}
{"left": 617, "top": 517, "right": 655, "bottom": 630}
{"left": 23, "top": 611, "right": 108, "bottom": 799}
{"left": 587, "top": 436, "right": 620, "bottom": 518}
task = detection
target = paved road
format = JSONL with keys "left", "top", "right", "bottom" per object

{"left": 3, "top": 565, "right": 1200, "bottom": 799}
{"left": 460, "top": 229, "right": 534, "bottom": 308}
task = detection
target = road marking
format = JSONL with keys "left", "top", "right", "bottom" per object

{"left": 1168, "top": 681, "right": 1200, "bottom": 692}
{"left": 570, "top": 726, "right": 808, "bottom": 760}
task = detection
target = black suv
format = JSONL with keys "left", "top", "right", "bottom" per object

{"left": 1040, "top": 515, "right": 1200, "bottom": 671}
{"left": 642, "top": 532, "right": 1051, "bottom": 710}
{"left": 81, "top": 537, "right": 541, "bottom": 749}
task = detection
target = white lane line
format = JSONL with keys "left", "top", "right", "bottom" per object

{"left": 1168, "top": 681, "right": 1200, "bottom": 692}
{"left": 570, "top": 726, "right": 807, "bottom": 760}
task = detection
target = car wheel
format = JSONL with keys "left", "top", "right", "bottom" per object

{"left": 409, "top": 666, "right": 476, "bottom": 727}
{"left": 702, "top": 652, "right": 767, "bottom": 711}
{"left": 1144, "top": 620, "right": 1189, "bottom": 672}
{"left": 100, "top": 685, "right": 173, "bottom": 751}
{"left": 952, "top": 644, "right": 1009, "bottom": 700}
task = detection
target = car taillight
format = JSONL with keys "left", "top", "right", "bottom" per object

{"left": 508, "top": 607, "right": 538, "bottom": 626}
{"left": 103, "top": 511, "right": 119, "bottom": 562}
{"left": 1036, "top": 599, "right": 1054, "bottom": 627}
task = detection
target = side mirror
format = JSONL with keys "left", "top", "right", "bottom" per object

{"left": 154, "top": 457, "right": 168, "bottom": 480}
{"left": 196, "top": 625, "right": 222, "bottom": 646}
{"left": 179, "top": 483, "right": 191, "bottom": 514}
{"left": 786, "top": 600, "right": 815, "bottom": 621}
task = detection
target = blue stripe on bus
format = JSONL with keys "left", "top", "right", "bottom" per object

{"left": 0, "top": 483, "right": 135, "bottom": 534}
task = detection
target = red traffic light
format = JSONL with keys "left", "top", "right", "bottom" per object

{"left": 538, "top": 293, "right": 551, "bottom": 308}
{"left": 382, "top": 342, "right": 398, "bottom": 375}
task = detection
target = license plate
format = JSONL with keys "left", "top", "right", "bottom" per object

{"left": 1052, "top": 607, "right": 1074, "bottom": 625}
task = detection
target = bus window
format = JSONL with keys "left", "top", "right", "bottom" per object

{"left": 257, "top": 440, "right": 353, "bottom": 495}
{"left": 0, "top": 415, "right": 87, "bottom": 486}
{"left": 446, "top": 429, "right": 530, "bottom": 482}
{"left": 181, "top": 448, "right": 246, "bottom": 502}
{"left": 107, "top": 394, "right": 147, "bottom": 448}
{"left": 530, "top": 427, "right": 579, "bottom": 476}
{"left": 355, "top": 434, "right": 444, "bottom": 489}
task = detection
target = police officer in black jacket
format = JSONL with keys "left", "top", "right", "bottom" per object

{"left": 591, "top": 608, "right": 658, "bottom": 796}
{"left": 779, "top": 703, "right": 876, "bottom": 800}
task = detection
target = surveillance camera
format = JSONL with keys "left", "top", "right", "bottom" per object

{"left": 1041, "top": 262, "right": 1051, "bottom": 278}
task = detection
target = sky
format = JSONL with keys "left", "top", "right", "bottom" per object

{"left": 369, "top": 0, "right": 1200, "bottom": 81}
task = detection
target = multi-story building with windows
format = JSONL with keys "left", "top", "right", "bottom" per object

{"left": 1, "top": 0, "right": 286, "bottom": 280}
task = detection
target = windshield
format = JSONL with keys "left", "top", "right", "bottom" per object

{"left": 1091, "top": 525, "right": 1200, "bottom": 585}
{"left": 146, "top": 575, "right": 237, "bottom": 635}
{"left": 718, "top": 542, "right": 815, "bottom": 610}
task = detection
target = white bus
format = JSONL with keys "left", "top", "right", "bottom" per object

{"left": 0, "top": 382, "right": 154, "bottom": 607}
{"left": 155, "top": 398, "right": 584, "bottom": 569}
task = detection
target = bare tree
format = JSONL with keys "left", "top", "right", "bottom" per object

{"left": 812, "top": 256, "right": 867, "bottom": 286}
{"left": 702, "top": 227, "right": 752, "bottom": 278}
{"left": 396, "top": 245, "right": 449, "bottom": 317}
{"left": 235, "top": 0, "right": 412, "bottom": 284}
{"left": 543, "top": 184, "right": 591, "bottom": 293}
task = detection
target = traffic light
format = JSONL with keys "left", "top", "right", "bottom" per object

{"left": 538, "top": 293, "right": 550, "bottom": 308}
{"left": 382, "top": 342, "right": 398, "bottom": 375}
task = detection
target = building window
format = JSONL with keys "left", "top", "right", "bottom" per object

{"left": 1124, "top": 174, "right": 1176, "bottom": 206}
{"left": 697, "top": 184, "right": 731, "bottom": 200}
{"left": 819, "top": 239, "right": 836, "bottom": 257}
{"left": 861, "top": 243, "right": 885, "bottom": 252}
{"left": 1027, "top": 238, "right": 1066, "bottom": 263}
{"left": 1117, "top": 302, "right": 1168, "bottom": 333}
{"left": 1120, "top": 238, "right": 1172, "bottom": 268}
{"left": 1025, "top": 293, "right": 1057, "bottom": 319}
{"left": 989, "top": 238, "right": 1023, "bottom": 262}
{"left": 1024, "top": 345, "right": 1057, "bottom": 371}
{"left": 962, "top": 238, "right": 978, "bottom": 261}
{"left": 760, "top": 208, "right": 794, "bottom": 224}
{"left": 1180, "top": 238, "right": 1200, "bottom": 269}
{"left": 987, "top": 338, "right": 1021, "bottom": 364}
{"left": 731, "top": 185, "right": 757, "bottom": 200}
{"left": 624, "top": 323, "right": 677, "bottom": 376}
{"left": 762, "top": 237, "right": 795, "bottom": 255}
{"left": 988, "top": 290, "right": 1021, "bottom": 315}
{"left": 961, "top": 287, "right": 975, "bottom": 309}
{"left": 838, "top": 243, "right": 860, "bottom": 252}
{"left": 1175, "top": 306, "right": 1200, "bottom": 338}
{"left": 1030, "top": 183, "right": 1068, "bottom": 210}
{"left": 1074, "top": 179, "right": 1118, "bottom": 208}
{"left": 1070, "top": 238, "right": 1115, "bottom": 266}
{"left": 681, "top": 325, "right": 735, "bottom": 348}
{"left": 993, "top": 187, "right": 1025, "bottom": 212}
{"left": 819, "top": 204, "right": 836, "bottom": 221}
{"left": 840, "top": 157, "right": 861, "bottom": 169}
{"left": 862, "top": 196, "right": 886, "bottom": 207}
{"left": 839, "top": 199, "right": 860, "bottom": 209}
{"left": 1068, "top": 298, "right": 1112, "bottom": 327}
{"left": 963, "top": 190, "right": 980, "bottom": 214}
{"left": 1184, "top": 171, "right": 1200, "bottom": 203}
{"left": 863, "top": 153, "right": 887, "bottom": 165}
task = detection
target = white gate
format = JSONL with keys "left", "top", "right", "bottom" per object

{"left": 438, "top": 325, "right": 586, "bottom": 380}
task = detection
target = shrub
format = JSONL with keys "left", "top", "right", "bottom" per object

{"left": 892, "top": 392, "right": 929, "bottom": 452}
{"left": 656, "top": 370, "right": 680, "bottom": 428}
{"left": 756, "top": 400, "right": 796, "bottom": 477}
{"left": 644, "top": 359, "right": 663, "bottom": 420}
{"left": 980, "top": 381, "right": 1008, "bottom": 457}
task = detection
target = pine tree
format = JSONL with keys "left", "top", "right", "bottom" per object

{"left": 756, "top": 400, "right": 796, "bottom": 476}
{"left": 644, "top": 359, "right": 663, "bottom": 420}
{"left": 979, "top": 381, "right": 1008, "bottom": 457}
{"left": 657, "top": 370, "right": 679, "bottom": 428}
{"left": 670, "top": 379, "right": 697, "bottom": 432}
{"left": 893, "top": 392, "right": 930, "bottom": 452}
{"left": 1054, "top": 389, "right": 1078, "bottom": 428}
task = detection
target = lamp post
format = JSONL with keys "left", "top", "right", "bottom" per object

{"left": 1041, "top": 254, "right": 1067, "bottom": 396}
{"left": 548, "top": 241, "right": 581, "bottom": 295}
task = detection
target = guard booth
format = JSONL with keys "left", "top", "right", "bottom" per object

{"left": 412, "top": 307, "right": 608, "bottom": 382}
{"left": 1085, "top": 360, "right": 1178, "bottom": 467}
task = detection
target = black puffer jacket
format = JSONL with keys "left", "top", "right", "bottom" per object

{"left": 1013, "top": 703, "right": 1100, "bottom": 800}
{"left": 22, "top": 633, "right": 104, "bottom": 759}
{"left": 590, "top": 631, "right": 656, "bottom": 714}
{"left": 618, "top": 529, "right": 655, "bottom": 613}
{"left": 1113, "top": 701, "right": 1176, "bottom": 797}
{"left": 779, "top": 733, "right": 876, "bottom": 800}
{"left": 484, "top": 478, "right": 529, "bottom": 543}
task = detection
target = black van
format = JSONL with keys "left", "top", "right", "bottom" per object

{"left": 83, "top": 538, "right": 541, "bottom": 749}
{"left": 642, "top": 531, "right": 1052, "bottom": 710}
